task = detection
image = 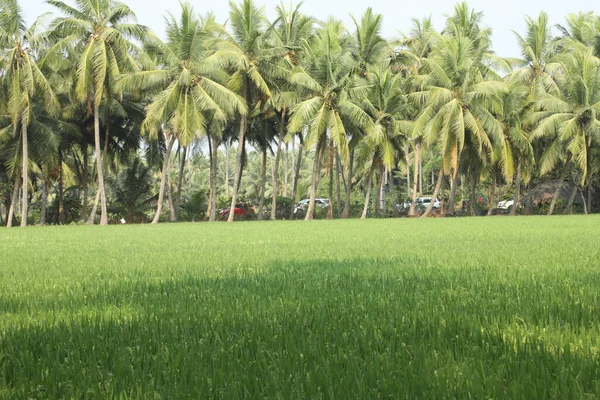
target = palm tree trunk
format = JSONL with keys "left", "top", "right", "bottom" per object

{"left": 305, "top": 139, "right": 323, "bottom": 220}
{"left": 375, "top": 165, "right": 383, "bottom": 215}
{"left": 327, "top": 142, "right": 334, "bottom": 219}
{"left": 341, "top": 147, "right": 355, "bottom": 219}
{"left": 20, "top": 117, "right": 28, "bottom": 227}
{"left": 525, "top": 180, "right": 534, "bottom": 215}
{"left": 447, "top": 172, "right": 460, "bottom": 216}
{"left": 167, "top": 158, "right": 176, "bottom": 222}
{"left": 487, "top": 170, "right": 496, "bottom": 216}
{"left": 548, "top": 157, "right": 571, "bottom": 216}
{"left": 335, "top": 149, "right": 342, "bottom": 217}
{"left": 421, "top": 169, "right": 445, "bottom": 218}
{"left": 271, "top": 109, "right": 286, "bottom": 220}
{"left": 409, "top": 143, "right": 421, "bottom": 217}
{"left": 206, "top": 137, "right": 214, "bottom": 220}
{"left": 419, "top": 156, "right": 423, "bottom": 195}
{"left": 563, "top": 177, "right": 579, "bottom": 215}
{"left": 587, "top": 181, "right": 593, "bottom": 214}
{"left": 209, "top": 136, "right": 218, "bottom": 222}
{"left": 225, "top": 137, "right": 231, "bottom": 197}
{"left": 58, "top": 149, "right": 66, "bottom": 224}
{"left": 405, "top": 143, "right": 411, "bottom": 200}
{"left": 80, "top": 148, "right": 89, "bottom": 222}
{"left": 39, "top": 164, "right": 48, "bottom": 225}
{"left": 511, "top": 163, "right": 522, "bottom": 216}
{"left": 361, "top": 161, "right": 375, "bottom": 219}
{"left": 284, "top": 141, "right": 289, "bottom": 197}
{"left": 176, "top": 146, "right": 186, "bottom": 219}
{"left": 152, "top": 134, "right": 175, "bottom": 224}
{"left": 7, "top": 177, "right": 19, "bottom": 227}
{"left": 469, "top": 170, "right": 477, "bottom": 216}
{"left": 258, "top": 147, "right": 268, "bottom": 221}
{"left": 92, "top": 103, "right": 108, "bottom": 225}
{"left": 290, "top": 137, "right": 304, "bottom": 220}
{"left": 228, "top": 80, "right": 248, "bottom": 223}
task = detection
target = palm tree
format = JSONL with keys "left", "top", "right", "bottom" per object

{"left": 121, "top": 4, "right": 246, "bottom": 223}
{"left": 107, "top": 157, "right": 155, "bottom": 223}
{"left": 287, "top": 19, "right": 375, "bottom": 220}
{"left": 48, "top": 0, "right": 148, "bottom": 225}
{"left": 531, "top": 47, "right": 600, "bottom": 215}
{"left": 0, "top": 0, "right": 60, "bottom": 227}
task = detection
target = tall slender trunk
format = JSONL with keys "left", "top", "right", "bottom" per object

{"left": 284, "top": 141, "right": 289, "bottom": 197}
{"left": 526, "top": 180, "right": 534, "bottom": 215}
{"left": 176, "top": 146, "right": 186, "bottom": 219}
{"left": 20, "top": 117, "right": 28, "bottom": 227}
{"left": 587, "top": 181, "right": 593, "bottom": 214}
{"left": 375, "top": 164, "right": 383, "bottom": 215}
{"left": 305, "top": 139, "right": 323, "bottom": 220}
{"left": 228, "top": 81, "right": 248, "bottom": 223}
{"left": 327, "top": 142, "right": 334, "bottom": 219}
{"left": 80, "top": 148, "right": 89, "bottom": 222}
{"left": 40, "top": 164, "right": 48, "bottom": 225}
{"left": 7, "top": 177, "right": 19, "bottom": 227}
{"left": 421, "top": 169, "right": 445, "bottom": 218}
{"left": 581, "top": 189, "right": 588, "bottom": 214}
{"left": 511, "top": 163, "right": 522, "bottom": 216}
{"left": 225, "top": 137, "right": 231, "bottom": 197}
{"left": 152, "top": 134, "right": 175, "bottom": 224}
{"left": 405, "top": 143, "right": 411, "bottom": 200}
{"left": 335, "top": 149, "right": 342, "bottom": 217}
{"left": 447, "top": 172, "right": 460, "bottom": 216}
{"left": 206, "top": 137, "right": 214, "bottom": 220}
{"left": 271, "top": 108, "right": 286, "bottom": 220}
{"left": 487, "top": 170, "right": 496, "bottom": 216}
{"left": 341, "top": 147, "right": 355, "bottom": 219}
{"left": 548, "top": 157, "right": 571, "bottom": 216}
{"left": 361, "top": 161, "right": 375, "bottom": 219}
{"left": 408, "top": 143, "right": 421, "bottom": 216}
{"left": 87, "top": 186, "right": 99, "bottom": 224}
{"left": 58, "top": 149, "right": 66, "bottom": 224}
{"left": 563, "top": 176, "right": 579, "bottom": 215}
{"left": 586, "top": 135, "right": 593, "bottom": 213}
{"left": 92, "top": 103, "right": 108, "bottom": 225}
{"left": 167, "top": 155, "right": 176, "bottom": 222}
{"left": 290, "top": 137, "right": 304, "bottom": 220}
{"left": 209, "top": 136, "right": 218, "bottom": 222}
{"left": 257, "top": 147, "right": 268, "bottom": 221}
{"left": 390, "top": 169, "right": 399, "bottom": 217}
{"left": 419, "top": 156, "right": 423, "bottom": 195}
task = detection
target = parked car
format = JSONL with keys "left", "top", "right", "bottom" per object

{"left": 218, "top": 202, "right": 256, "bottom": 218}
{"left": 497, "top": 199, "right": 515, "bottom": 210}
{"left": 294, "top": 198, "right": 329, "bottom": 214}
{"left": 398, "top": 197, "right": 440, "bottom": 212}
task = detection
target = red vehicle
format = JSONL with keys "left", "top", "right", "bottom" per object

{"left": 218, "top": 202, "right": 256, "bottom": 218}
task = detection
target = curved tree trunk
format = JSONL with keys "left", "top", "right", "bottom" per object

{"left": 290, "top": 137, "right": 304, "bottom": 220}
{"left": 228, "top": 81, "right": 248, "bottom": 223}
{"left": 7, "top": 177, "right": 19, "bottom": 227}
{"left": 257, "top": 147, "right": 268, "bottom": 221}
{"left": 563, "top": 175, "right": 579, "bottom": 215}
{"left": 167, "top": 158, "right": 176, "bottom": 222}
{"left": 305, "top": 139, "right": 323, "bottom": 221}
{"left": 408, "top": 143, "right": 421, "bottom": 217}
{"left": 341, "top": 147, "right": 355, "bottom": 219}
{"left": 421, "top": 169, "right": 444, "bottom": 218}
{"left": 270, "top": 109, "right": 286, "bottom": 220}
{"left": 152, "top": 135, "right": 174, "bottom": 224}
{"left": 548, "top": 158, "right": 571, "bottom": 216}
{"left": 511, "top": 163, "right": 522, "bottom": 216}
{"left": 21, "top": 117, "right": 28, "bottom": 227}
{"left": 176, "top": 146, "right": 186, "bottom": 220}
{"left": 361, "top": 161, "right": 375, "bottom": 219}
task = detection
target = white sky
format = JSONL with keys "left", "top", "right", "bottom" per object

{"left": 21, "top": 0, "right": 597, "bottom": 58}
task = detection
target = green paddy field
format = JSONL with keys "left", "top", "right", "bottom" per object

{"left": 1, "top": 217, "right": 599, "bottom": 398}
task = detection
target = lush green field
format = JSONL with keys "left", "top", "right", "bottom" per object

{"left": 1, "top": 217, "right": 600, "bottom": 399}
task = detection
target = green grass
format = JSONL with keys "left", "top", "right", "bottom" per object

{"left": 1, "top": 216, "right": 600, "bottom": 399}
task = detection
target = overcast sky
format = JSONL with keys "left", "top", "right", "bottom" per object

{"left": 21, "top": 0, "right": 596, "bottom": 58}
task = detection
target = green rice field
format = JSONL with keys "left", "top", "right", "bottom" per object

{"left": 1, "top": 217, "right": 600, "bottom": 398}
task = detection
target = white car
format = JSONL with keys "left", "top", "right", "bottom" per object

{"left": 497, "top": 199, "right": 515, "bottom": 210}
{"left": 294, "top": 198, "right": 329, "bottom": 213}
{"left": 398, "top": 197, "right": 440, "bottom": 211}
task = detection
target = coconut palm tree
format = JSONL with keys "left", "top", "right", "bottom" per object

{"left": 47, "top": 0, "right": 148, "bottom": 225}
{"left": 288, "top": 19, "right": 375, "bottom": 220}
{"left": 0, "top": 0, "right": 60, "bottom": 227}
{"left": 120, "top": 4, "right": 246, "bottom": 223}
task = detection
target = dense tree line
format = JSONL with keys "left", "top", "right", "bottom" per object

{"left": 1, "top": 0, "right": 599, "bottom": 226}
